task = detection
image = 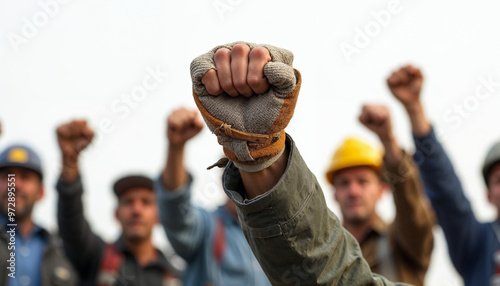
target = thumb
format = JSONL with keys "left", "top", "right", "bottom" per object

{"left": 264, "top": 62, "right": 296, "bottom": 97}
{"left": 358, "top": 112, "right": 370, "bottom": 126}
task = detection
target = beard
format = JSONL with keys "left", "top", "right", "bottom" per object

{"left": 123, "top": 232, "right": 146, "bottom": 243}
{"left": 121, "top": 218, "right": 151, "bottom": 243}
{"left": 0, "top": 189, "right": 34, "bottom": 222}
{"left": 345, "top": 216, "right": 370, "bottom": 226}
{"left": 343, "top": 210, "right": 371, "bottom": 227}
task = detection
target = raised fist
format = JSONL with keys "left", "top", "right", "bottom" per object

{"left": 358, "top": 104, "right": 394, "bottom": 141}
{"left": 167, "top": 108, "right": 204, "bottom": 147}
{"left": 387, "top": 65, "right": 423, "bottom": 107}
{"left": 57, "top": 120, "right": 94, "bottom": 158}
{"left": 190, "top": 42, "right": 301, "bottom": 172}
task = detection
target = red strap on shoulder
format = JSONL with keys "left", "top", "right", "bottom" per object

{"left": 96, "top": 243, "right": 124, "bottom": 286}
{"left": 213, "top": 216, "right": 226, "bottom": 264}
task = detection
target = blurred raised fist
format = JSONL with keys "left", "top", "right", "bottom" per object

{"left": 167, "top": 108, "right": 204, "bottom": 147}
{"left": 57, "top": 120, "right": 94, "bottom": 158}
{"left": 359, "top": 104, "right": 394, "bottom": 141}
{"left": 387, "top": 65, "right": 423, "bottom": 107}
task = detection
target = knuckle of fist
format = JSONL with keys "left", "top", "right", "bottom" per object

{"left": 231, "top": 44, "right": 250, "bottom": 55}
{"left": 207, "top": 85, "right": 221, "bottom": 95}
{"left": 247, "top": 75, "right": 263, "bottom": 87}
{"left": 220, "top": 79, "right": 234, "bottom": 90}
{"left": 214, "top": 48, "right": 230, "bottom": 61}
{"left": 249, "top": 47, "right": 270, "bottom": 61}
{"left": 233, "top": 78, "right": 247, "bottom": 89}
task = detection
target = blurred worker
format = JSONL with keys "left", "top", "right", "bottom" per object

{"left": 0, "top": 142, "right": 78, "bottom": 286}
{"left": 326, "top": 104, "right": 434, "bottom": 285}
{"left": 389, "top": 65, "right": 500, "bottom": 285}
{"left": 155, "top": 107, "right": 271, "bottom": 285}
{"left": 55, "top": 120, "right": 180, "bottom": 286}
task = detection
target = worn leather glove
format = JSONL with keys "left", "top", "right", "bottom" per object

{"left": 190, "top": 42, "right": 302, "bottom": 172}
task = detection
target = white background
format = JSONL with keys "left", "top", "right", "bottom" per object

{"left": 1, "top": 0, "right": 500, "bottom": 285}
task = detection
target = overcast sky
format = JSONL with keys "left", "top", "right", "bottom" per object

{"left": 2, "top": 0, "right": 500, "bottom": 284}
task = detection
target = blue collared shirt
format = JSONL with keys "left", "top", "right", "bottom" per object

{"left": 155, "top": 174, "right": 271, "bottom": 286}
{"left": 1, "top": 215, "right": 47, "bottom": 286}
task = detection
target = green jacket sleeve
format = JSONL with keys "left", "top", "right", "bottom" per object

{"left": 222, "top": 134, "right": 405, "bottom": 286}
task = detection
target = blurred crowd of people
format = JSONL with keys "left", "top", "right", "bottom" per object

{"left": 1, "top": 43, "right": 499, "bottom": 286}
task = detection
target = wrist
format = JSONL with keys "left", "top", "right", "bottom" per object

{"left": 62, "top": 154, "right": 78, "bottom": 168}
{"left": 403, "top": 101, "right": 424, "bottom": 117}
{"left": 240, "top": 146, "right": 289, "bottom": 199}
{"left": 380, "top": 137, "right": 403, "bottom": 165}
{"left": 379, "top": 133, "right": 396, "bottom": 146}
{"left": 168, "top": 141, "right": 186, "bottom": 152}
{"left": 61, "top": 155, "right": 79, "bottom": 182}
{"left": 403, "top": 101, "right": 432, "bottom": 136}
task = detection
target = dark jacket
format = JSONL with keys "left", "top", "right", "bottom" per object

{"left": 56, "top": 176, "right": 181, "bottom": 286}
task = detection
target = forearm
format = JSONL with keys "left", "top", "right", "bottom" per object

{"left": 380, "top": 135, "right": 403, "bottom": 166}
{"left": 155, "top": 174, "right": 206, "bottom": 261}
{"left": 404, "top": 102, "right": 431, "bottom": 137}
{"left": 413, "top": 128, "right": 468, "bottom": 203}
{"left": 162, "top": 143, "right": 189, "bottom": 190}
{"left": 240, "top": 148, "right": 289, "bottom": 199}
{"left": 413, "top": 128, "right": 482, "bottom": 266}
{"left": 384, "top": 153, "right": 434, "bottom": 265}
{"left": 60, "top": 154, "right": 80, "bottom": 183}
{"left": 56, "top": 176, "right": 103, "bottom": 275}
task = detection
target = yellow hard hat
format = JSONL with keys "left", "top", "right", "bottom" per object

{"left": 325, "top": 137, "right": 383, "bottom": 185}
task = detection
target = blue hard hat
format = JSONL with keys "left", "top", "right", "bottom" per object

{"left": 0, "top": 144, "right": 43, "bottom": 180}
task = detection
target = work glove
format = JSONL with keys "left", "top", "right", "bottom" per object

{"left": 190, "top": 41, "right": 301, "bottom": 172}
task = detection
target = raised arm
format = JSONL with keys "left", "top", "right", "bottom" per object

{"left": 388, "top": 65, "right": 482, "bottom": 273}
{"left": 155, "top": 108, "right": 208, "bottom": 261}
{"left": 359, "top": 104, "right": 434, "bottom": 271}
{"left": 56, "top": 120, "right": 104, "bottom": 278}
{"left": 191, "top": 42, "right": 398, "bottom": 285}
{"left": 386, "top": 66, "right": 431, "bottom": 137}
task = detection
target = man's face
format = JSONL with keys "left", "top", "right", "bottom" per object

{"left": 115, "top": 187, "right": 158, "bottom": 243}
{"left": 333, "top": 166, "right": 385, "bottom": 226}
{"left": 0, "top": 167, "right": 44, "bottom": 222}
{"left": 487, "top": 164, "right": 500, "bottom": 212}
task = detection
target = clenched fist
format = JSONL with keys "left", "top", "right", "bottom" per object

{"left": 57, "top": 120, "right": 94, "bottom": 158}
{"left": 167, "top": 108, "right": 204, "bottom": 147}
{"left": 358, "top": 104, "right": 394, "bottom": 142}
{"left": 387, "top": 65, "right": 423, "bottom": 108}
{"left": 191, "top": 41, "right": 300, "bottom": 172}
